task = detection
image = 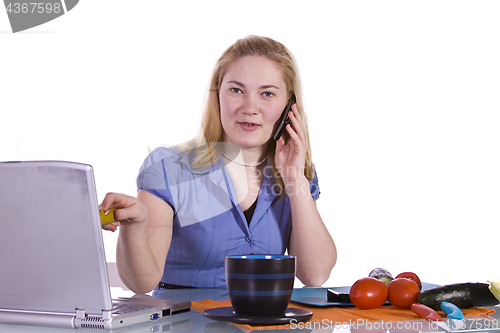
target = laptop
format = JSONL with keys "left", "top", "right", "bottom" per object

{"left": 0, "top": 160, "right": 191, "bottom": 329}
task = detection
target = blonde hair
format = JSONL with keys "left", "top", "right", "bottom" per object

{"left": 180, "top": 35, "right": 314, "bottom": 195}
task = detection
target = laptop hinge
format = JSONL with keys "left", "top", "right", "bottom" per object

{"left": 75, "top": 309, "right": 85, "bottom": 321}
{"left": 102, "top": 309, "right": 112, "bottom": 320}
{"left": 74, "top": 308, "right": 109, "bottom": 329}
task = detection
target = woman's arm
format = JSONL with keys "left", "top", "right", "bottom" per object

{"left": 100, "top": 190, "right": 173, "bottom": 294}
{"left": 275, "top": 106, "right": 337, "bottom": 286}
{"left": 286, "top": 179, "right": 337, "bottom": 286}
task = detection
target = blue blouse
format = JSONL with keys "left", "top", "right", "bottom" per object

{"left": 137, "top": 147, "right": 320, "bottom": 288}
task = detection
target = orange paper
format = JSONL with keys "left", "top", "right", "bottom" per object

{"left": 192, "top": 299, "right": 496, "bottom": 331}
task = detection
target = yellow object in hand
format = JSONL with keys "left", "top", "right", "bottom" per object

{"left": 100, "top": 208, "right": 117, "bottom": 225}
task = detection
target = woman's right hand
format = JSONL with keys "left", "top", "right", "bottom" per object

{"left": 99, "top": 192, "right": 148, "bottom": 232}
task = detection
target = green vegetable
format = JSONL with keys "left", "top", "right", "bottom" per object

{"left": 369, "top": 268, "right": 393, "bottom": 287}
{"left": 418, "top": 282, "right": 500, "bottom": 310}
{"left": 378, "top": 276, "right": 393, "bottom": 288}
{"left": 489, "top": 279, "right": 500, "bottom": 302}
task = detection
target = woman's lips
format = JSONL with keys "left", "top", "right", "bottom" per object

{"left": 238, "top": 122, "right": 260, "bottom": 131}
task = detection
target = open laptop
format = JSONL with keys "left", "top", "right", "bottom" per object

{"left": 0, "top": 160, "right": 191, "bottom": 329}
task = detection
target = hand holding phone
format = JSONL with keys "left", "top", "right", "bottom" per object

{"left": 272, "top": 95, "right": 296, "bottom": 141}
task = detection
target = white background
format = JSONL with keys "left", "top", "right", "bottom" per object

{"left": 1, "top": 1, "right": 499, "bottom": 288}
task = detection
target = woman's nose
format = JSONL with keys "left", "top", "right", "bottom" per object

{"left": 241, "top": 96, "right": 259, "bottom": 115}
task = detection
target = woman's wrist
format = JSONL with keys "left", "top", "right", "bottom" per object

{"left": 117, "top": 218, "right": 149, "bottom": 243}
{"left": 283, "top": 176, "right": 310, "bottom": 198}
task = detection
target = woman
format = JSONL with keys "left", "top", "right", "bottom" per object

{"left": 101, "top": 35, "right": 337, "bottom": 294}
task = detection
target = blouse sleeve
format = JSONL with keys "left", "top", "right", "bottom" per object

{"left": 136, "top": 147, "right": 176, "bottom": 212}
{"left": 309, "top": 169, "right": 320, "bottom": 201}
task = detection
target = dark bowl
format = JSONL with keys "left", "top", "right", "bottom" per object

{"left": 225, "top": 255, "right": 296, "bottom": 317}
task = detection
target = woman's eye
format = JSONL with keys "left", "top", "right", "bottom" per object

{"left": 231, "top": 88, "right": 242, "bottom": 93}
{"left": 263, "top": 91, "right": 274, "bottom": 97}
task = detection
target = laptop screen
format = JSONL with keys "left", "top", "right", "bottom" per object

{"left": 0, "top": 161, "right": 112, "bottom": 315}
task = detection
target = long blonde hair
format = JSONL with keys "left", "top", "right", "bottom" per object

{"left": 180, "top": 35, "right": 314, "bottom": 196}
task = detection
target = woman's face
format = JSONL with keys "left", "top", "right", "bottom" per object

{"left": 219, "top": 55, "right": 288, "bottom": 150}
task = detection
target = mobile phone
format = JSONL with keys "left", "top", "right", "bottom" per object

{"left": 272, "top": 94, "right": 296, "bottom": 141}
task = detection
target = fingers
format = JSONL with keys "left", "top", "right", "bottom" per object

{"left": 102, "top": 221, "right": 120, "bottom": 232}
{"left": 274, "top": 104, "right": 309, "bottom": 183}
{"left": 114, "top": 200, "right": 147, "bottom": 224}
{"left": 274, "top": 104, "right": 307, "bottom": 152}
{"left": 276, "top": 129, "right": 286, "bottom": 150}
{"left": 286, "top": 104, "right": 306, "bottom": 143}
{"left": 99, "top": 192, "right": 148, "bottom": 230}
{"left": 99, "top": 192, "right": 126, "bottom": 212}
{"left": 100, "top": 192, "right": 142, "bottom": 213}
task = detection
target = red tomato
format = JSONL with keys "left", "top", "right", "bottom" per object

{"left": 396, "top": 272, "right": 422, "bottom": 290}
{"left": 349, "top": 277, "right": 388, "bottom": 309}
{"left": 388, "top": 278, "right": 420, "bottom": 309}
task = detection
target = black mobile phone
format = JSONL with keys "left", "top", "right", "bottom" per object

{"left": 272, "top": 95, "right": 296, "bottom": 141}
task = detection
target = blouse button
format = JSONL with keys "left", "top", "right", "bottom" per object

{"left": 245, "top": 236, "right": 252, "bottom": 243}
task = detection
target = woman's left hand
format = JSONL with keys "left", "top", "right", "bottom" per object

{"left": 274, "top": 103, "right": 307, "bottom": 184}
